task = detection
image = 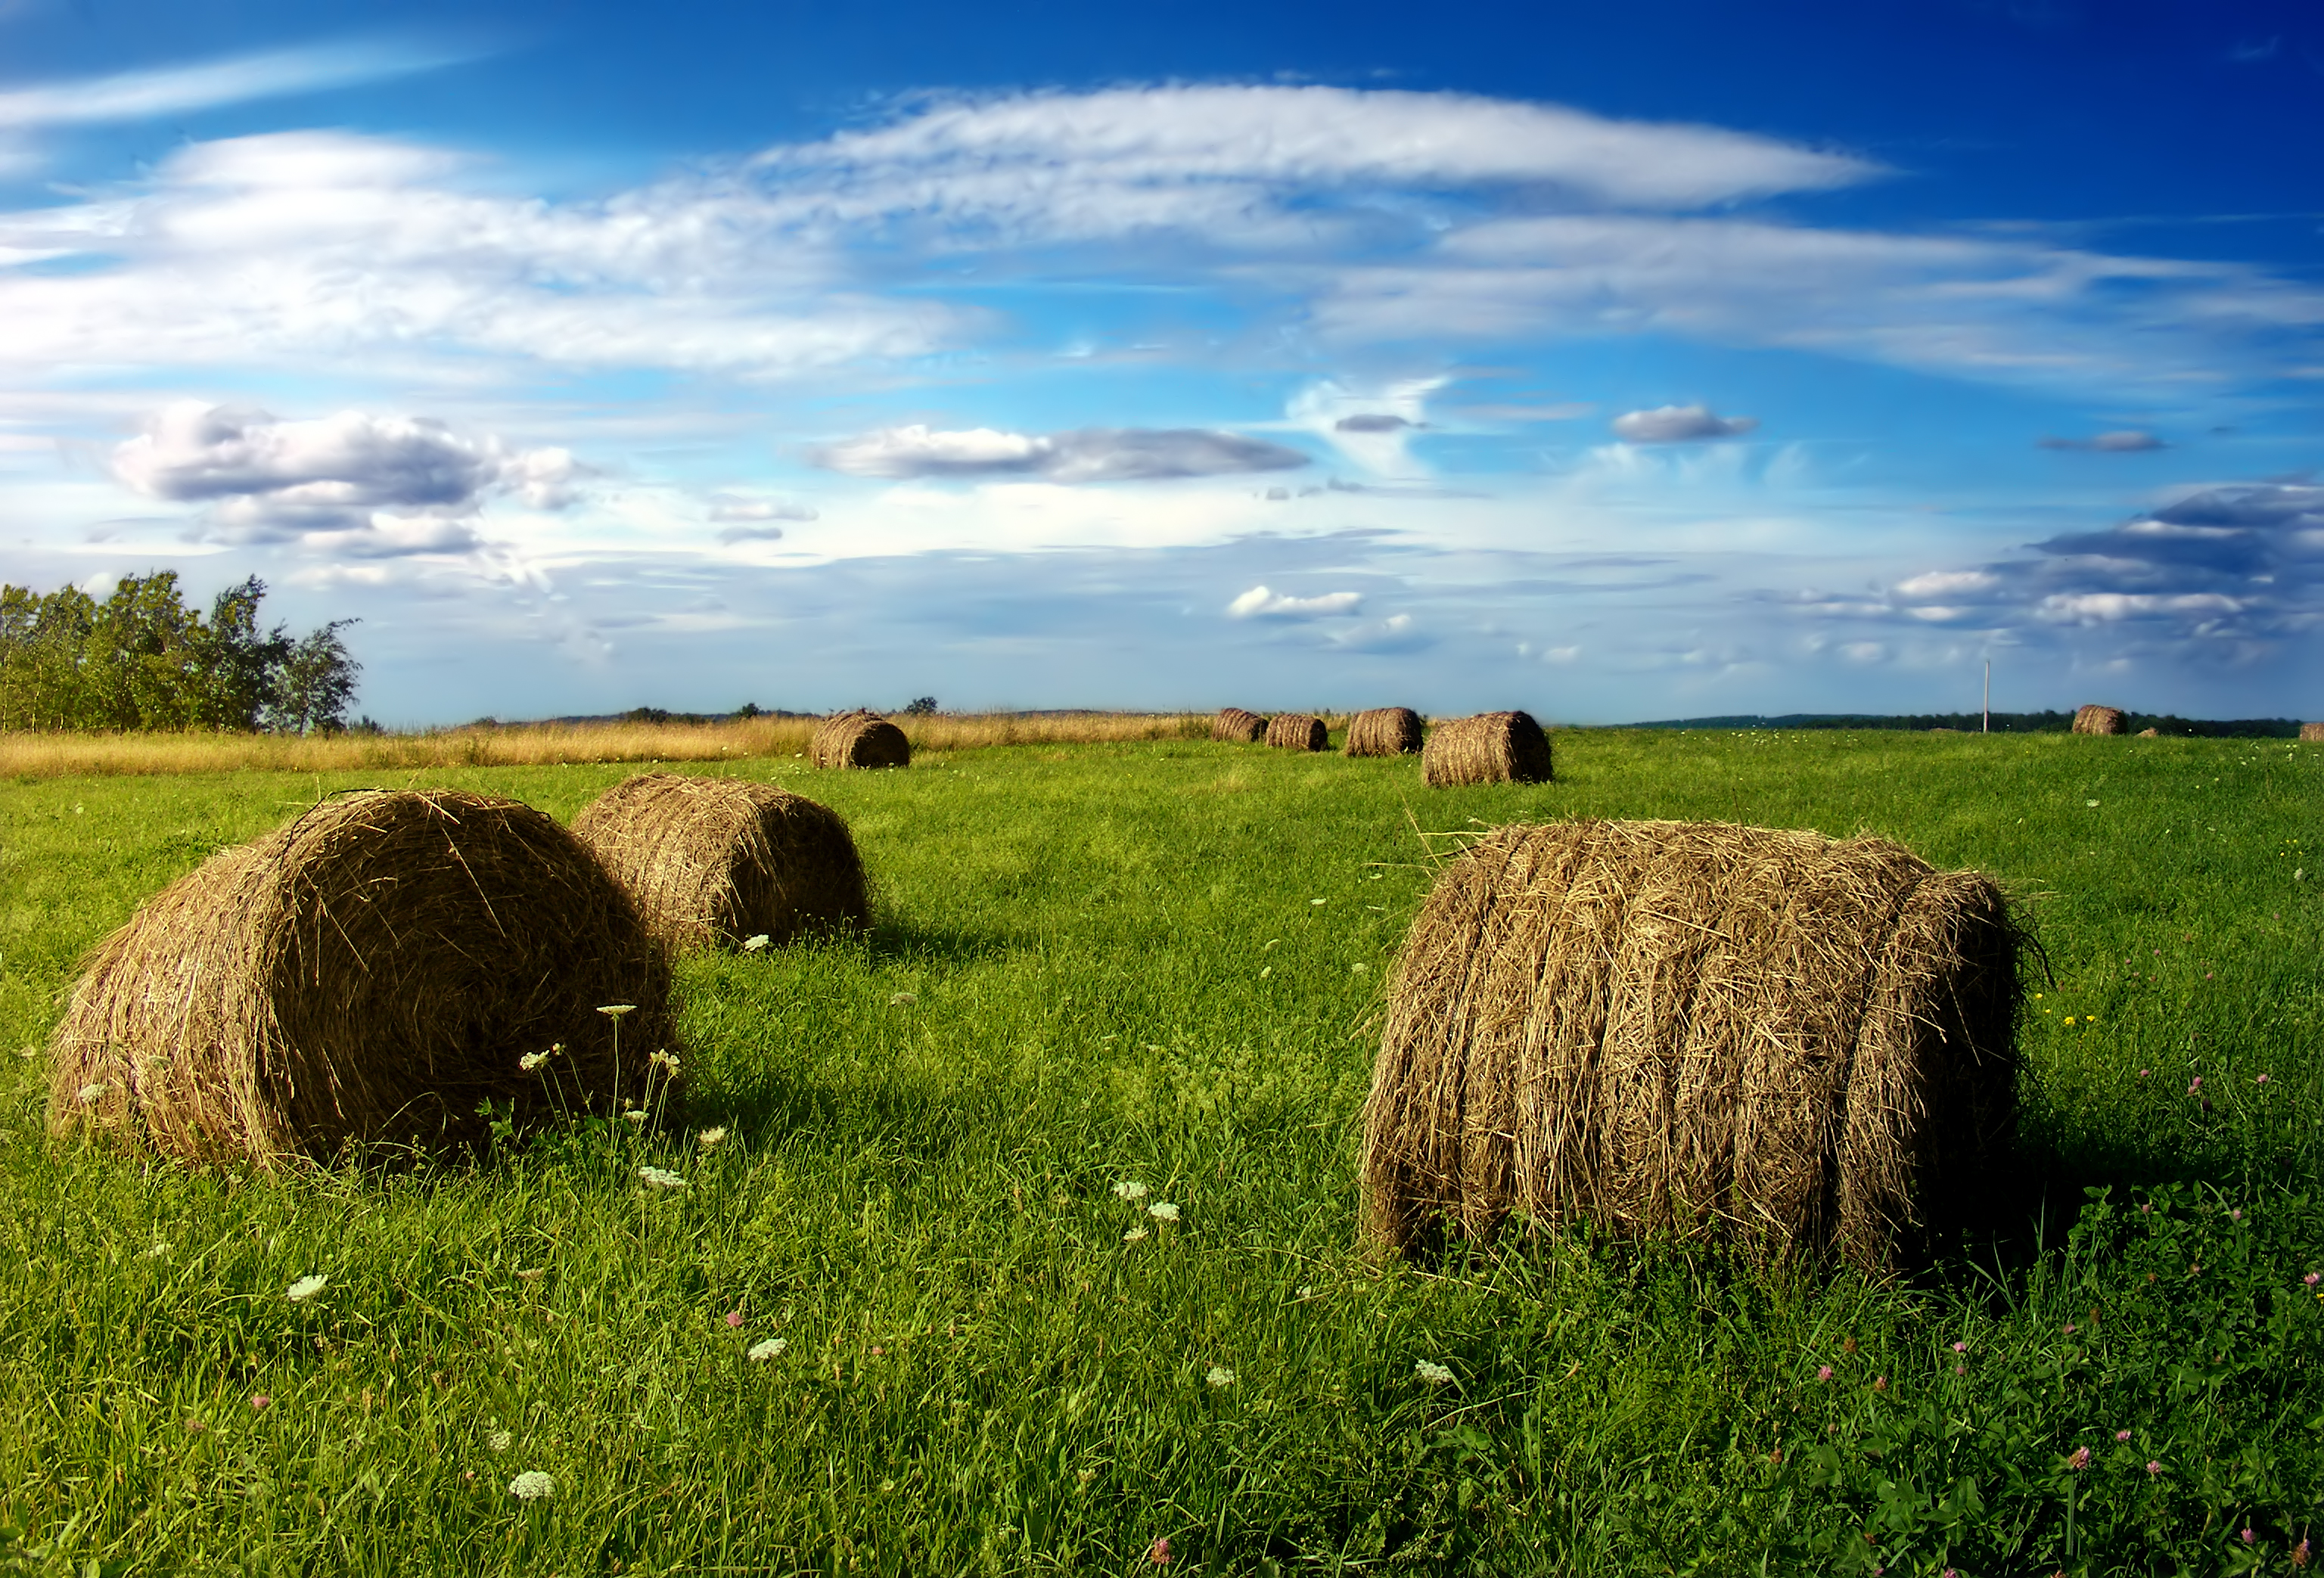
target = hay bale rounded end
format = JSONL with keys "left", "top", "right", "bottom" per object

{"left": 1422, "top": 710, "right": 1553, "bottom": 787}
{"left": 2301, "top": 721, "right": 2324, "bottom": 742}
{"left": 1359, "top": 819, "right": 2021, "bottom": 1272}
{"left": 1345, "top": 707, "right": 1424, "bottom": 757}
{"left": 2071, "top": 704, "right": 2127, "bottom": 735}
{"left": 47, "top": 790, "right": 676, "bottom": 1170}
{"left": 571, "top": 772, "right": 869, "bottom": 954}
{"left": 1211, "top": 707, "right": 1268, "bottom": 744}
{"left": 812, "top": 710, "right": 910, "bottom": 769}
{"left": 1265, "top": 713, "right": 1328, "bottom": 751}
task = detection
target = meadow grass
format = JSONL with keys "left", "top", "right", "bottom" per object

{"left": 0, "top": 727, "right": 2317, "bottom": 1575}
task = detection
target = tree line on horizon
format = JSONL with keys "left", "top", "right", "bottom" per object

{"left": 1638, "top": 710, "right": 2309, "bottom": 738}
{"left": 0, "top": 573, "right": 362, "bottom": 735}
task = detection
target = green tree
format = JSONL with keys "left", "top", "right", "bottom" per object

{"left": 266, "top": 620, "right": 362, "bottom": 735}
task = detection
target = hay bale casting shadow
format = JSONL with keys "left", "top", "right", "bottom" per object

{"left": 1212, "top": 708, "right": 1269, "bottom": 744}
{"left": 1360, "top": 820, "right": 2021, "bottom": 1272}
{"left": 571, "top": 773, "right": 868, "bottom": 954}
{"left": 2071, "top": 704, "right": 2127, "bottom": 735}
{"left": 1423, "top": 710, "right": 1553, "bottom": 787}
{"left": 1266, "top": 713, "right": 1328, "bottom": 751}
{"left": 1346, "top": 707, "right": 1424, "bottom": 757}
{"left": 812, "top": 710, "right": 910, "bottom": 769}
{"left": 48, "top": 791, "right": 675, "bottom": 1168}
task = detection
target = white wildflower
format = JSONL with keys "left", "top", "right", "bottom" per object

{"left": 285, "top": 1274, "right": 328, "bottom": 1302}
{"left": 1205, "top": 1365, "right": 1235, "bottom": 1388}
{"left": 517, "top": 1050, "right": 550, "bottom": 1073}
{"left": 508, "top": 1470, "right": 555, "bottom": 1500}
{"left": 623, "top": 1110, "right": 649, "bottom": 1124}
{"left": 2086, "top": 800, "right": 2100, "bottom": 808}
{"left": 648, "top": 1048, "right": 680, "bottom": 1071}
{"left": 1351, "top": 963, "right": 1368, "bottom": 974}
{"left": 1415, "top": 1360, "right": 1455, "bottom": 1386}
{"left": 1148, "top": 1202, "right": 1179, "bottom": 1222}
{"left": 637, "top": 1165, "right": 687, "bottom": 1190}
{"left": 76, "top": 1083, "right": 107, "bottom": 1104}
{"left": 1259, "top": 966, "right": 1272, "bottom": 979}
{"left": 1296, "top": 1285, "right": 1314, "bottom": 1299}
{"left": 597, "top": 1004, "right": 635, "bottom": 1018}
{"left": 1310, "top": 897, "right": 1326, "bottom": 905}
{"left": 488, "top": 1429, "right": 513, "bottom": 1453}
{"left": 1123, "top": 1226, "right": 1148, "bottom": 1242}
{"left": 741, "top": 933, "right": 770, "bottom": 952}
{"left": 1112, "top": 1180, "right": 1148, "bottom": 1201}
{"left": 747, "top": 1337, "right": 787, "bottom": 1362}
{"left": 698, "top": 1127, "right": 728, "bottom": 1149}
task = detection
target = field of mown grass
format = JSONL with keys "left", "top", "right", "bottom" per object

{"left": 0, "top": 727, "right": 2317, "bottom": 1576}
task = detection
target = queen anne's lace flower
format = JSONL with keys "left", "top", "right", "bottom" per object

{"left": 285, "top": 1275, "right": 327, "bottom": 1302}
{"left": 1148, "top": 1202, "right": 1179, "bottom": 1222}
{"left": 1205, "top": 1365, "right": 1235, "bottom": 1388}
{"left": 747, "top": 1337, "right": 787, "bottom": 1362}
{"left": 509, "top": 1471, "right": 555, "bottom": 1500}
{"left": 637, "top": 1166, "right": 686, "bottom": 1190}
{"left": 1414, "top": 1360, "right": 1454, "bottom": 1385}
{"left": 1112, "top": 1181, "right": 1148, "bottom": 1201}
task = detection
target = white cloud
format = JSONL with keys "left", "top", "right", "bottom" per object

{"left": 0, "top": 40, "right": 474, "bottom": 132}
{"left": 1894, "top": 569, "right": 2000, "bottom": 600}
{"left": 1226, "top": 585, "right": 1364, "bottom": 620}
{"left": 1288, "top": 378, "right": 1444, "bottom": 474}
{"left": 1610, "top": 404, "right": 1760, "bottom": 443}
{"left": 2037, "top": 592, "right": 2245, "bottom": 624}
{"left": 709, "top": 495, "right": 817, "bottom": 523}
{"left": 2037, "top": 430, "right": 2167, "bottom": 452}
{"left": 111, "top": 402, "right": 573, "bottom": 554}
{"left": 813, "top": 425, "right": 1309, "bottom": 483}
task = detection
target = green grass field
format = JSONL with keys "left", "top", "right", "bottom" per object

{"left": 0, "top": 728, "right": 2318, "bottom": 1576}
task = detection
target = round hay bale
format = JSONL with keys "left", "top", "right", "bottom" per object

{"left": 2071, "top": 704, "right": 2127, "bottom": 735}
{"left": 1265, "top": 713, "right": 1327, "bottom": 751}
{"left": 2301, "top": 722, "right": 2324, "bottom": 742}
{"left": 1345, "top": 707, "right": 1425, "bottom": 757}
{"left": 1360, "top": 819, "right": 2020, "bottom": 1271}
{"left": 570, "top": 773, "right": 868, "bottom": 954}
{"left": 1422, "top": 710, "right": 1553, "bottom": 787}
{"left": 47, "top": 791, "right": 675, "bottom": 1168}
{"left": 2136, "top": 728, "right": 2160, "bottom": 738}
{"left": 812, "top": 710, "right": 910, "bottom": 769}
{"left": 1212, "top": 707, "right": 1269, "bottom": 744}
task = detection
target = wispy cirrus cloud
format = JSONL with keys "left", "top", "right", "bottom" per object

{"left": 0, "top": 39, "right": 480, "bottom": 131}
{"left": 1226, "top": 584, "right": 1363, "bottom": 619}
{"left": 812, "top": 425, "right": 1309, "bottom": 482}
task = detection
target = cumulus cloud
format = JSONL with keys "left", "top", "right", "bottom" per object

{"left": 1226, "top": 585, "right": 1364, "bottom": 620}
{"left": 1335, "top": 414, "right": 1415, "bottom": 433}
{"left": 110, "top": 402, "right": 576, "bottom": 554}
{"left": 1611, "top": 404, "right": 1760, "bottom": 443}
{"left": 813, "top": 425, "right": 1309, "bottom": 483}
{"left": 1290, "top": 378, "right": 1443, "bottom": 474}
{"left": 2037, "top": 430, "right": 2167, "bottom": 452}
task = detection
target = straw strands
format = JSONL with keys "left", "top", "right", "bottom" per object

{"left": 47, "top": 791, "right": 673, "bottom": 1167}
{"left": 2071, "top": 704, "right": 2127, "bottom": 735}
{"left": 812, "top": 710, "right": 910, "bottom": 769}
{"left": 1422, "top": 710, "right": 1554, "bottom": 787}
{"left": 1212, "top": 708, "right": 1268, "bottom": 744}
{"left": 1266, "top": 713, "right": 1328, "bottom": 751}
{"left": 2302, "top": 722, "right": 2324, "bottom": 742}
{"left": 1345, "top": 707, "right": 1424, "bottom": 757}
{"left": 1361, "top": 819, "right": 2020, "bottom": 1271}
{"left": 570, "top": 773, "right": 868, "bottom": 953}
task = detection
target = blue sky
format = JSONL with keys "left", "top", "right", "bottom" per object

{"left": 2, "top": 0, "right": 2319, "bottom": 724}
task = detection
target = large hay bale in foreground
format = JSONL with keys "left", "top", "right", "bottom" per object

{"left": 1361, "top": 820, "right": 2019, "bottom": 1271}
{"left": 2071, "top": 704, "right": 2127, "bottom": 735}
{"left": 48, "top": 791, "right": 674, "bottom": 1167}
{"left": 812, "top": 710, "right": 910, "bottom": 769}
{"left": 1212, "top": 707, "right": 1268, "bottom": 744}
{"left": 1266, "top": 713, "right": 1328, "bottom": 751}
{"left": 1345, "top": 707, "right": 1424, "bottom": 757}
{"left": 1423, "top": 710, "right": 1554, "bottom": 787}
{"left": 2302, "top": 722, "right": 2324, "bottom": 742}
{"left": 571, "top": 773, "right": 868, "bottom": 953}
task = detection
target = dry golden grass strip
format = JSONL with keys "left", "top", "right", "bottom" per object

{"left": 47, "top": 790, "right": 674, "bottom": 1168}
{"left": 1421, "top": 710, "right": 1553, "bottom": 786}
{"left": 1212, "top": 707, "right": 1269, "bottom": 744}
{"left": 1345, "top": 707, "right": 1424, "bottom": 757}
{"left": 2071, "top": 704, "right": 2127, "bottom": 735}
{"left": 2301, "top": 722, "right": 2324, "bottom": 742}
{"left": 570, "top": 773, "right": 868, "bottom": 953}
{"left": 811, "top": 710, "right": 911, "bottom": 769}
{"left": 1266, "top": 713, "right": 1328, "bottom": 751}
{"left": 1360, "top": 819, "right": 2020, "bottom": 1272}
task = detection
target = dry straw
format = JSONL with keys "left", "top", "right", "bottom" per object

{"left": 1361, "top": 819, "right": 2020, "bottom": 1272}
{"left": 48, "top": 791, "right": 674, "bottom": 1168}
{"left": 570, "top": 773, "right": 868, "bottom": 953}
{"left": 2071, "top": 704, "right": 2127, "bottom": 735}
{"left": 2301, "top": 722, "right": 2324, "bottom": 742}
{"left": 1266, "top": 713, "right": 1328, "bottom": 751}
{"left": 1423, "top": 710, "right": 1554, "bottom": 787}
{"left": 1345, "top": 707, "right": 1424, "bottom": 757}
{"left": 811, "top": 710, "right": 911, "bottom": 769}
{"left": 1212, "top": 707, "right": 1269, "bottom": 744}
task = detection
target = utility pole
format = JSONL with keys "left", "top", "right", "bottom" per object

{"left": 1983, "top": 659, "right": 1990, "bottom": 735}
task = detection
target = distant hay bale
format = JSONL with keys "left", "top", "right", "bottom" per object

{"left": 1266, "top": 713, "right": 1327, "bottom": 751}
{"left": 1422, "top": 710, "right": 1554, "bottom": 787}
{"left": 2137, "top": 728, "right": 2160, "bottom": 738}
{"left": 1345, "top": 707, "right": 1424, "bottom": 757}
{"left": 2302, "top": 722, "right": 2324, "bottom": 742}
{"left": 1212, "top": 708, "right": 1268, "bottom": 744}
{"left": 1361, "top": 819, "right": 2020, "bottom": 1272}
{"left": 570, "top": 773, "right": 868, "bottom": 953}
{"left": 2071, "top": 704, "right": 2127, "bottom": 735}
{"left": 47, "top": 791, "right": 674, "bottom": 1168}
{"left": 812, "top": 710, "right": 910, "bottom": 769}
